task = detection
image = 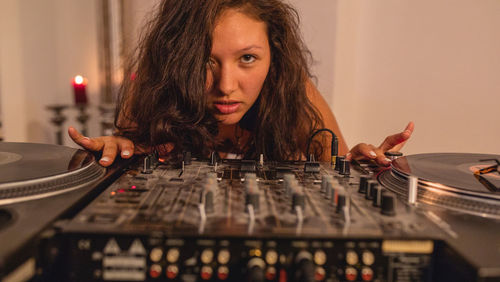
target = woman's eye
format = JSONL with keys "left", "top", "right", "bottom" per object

{"left": 240, "top": 54, "right": 256, "bottom": 64}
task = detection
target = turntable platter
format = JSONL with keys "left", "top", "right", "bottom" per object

{"left": 0, "top": 143, "right": 105, "bottom": 205}
{"left": 0, "top": 142, "right": 96, "bottom": 183}
{"left": 392, "top": 153, "right": 500, "bottom": 194}
{"left": 379, "top": 153, "right": 500, "bottom": 218}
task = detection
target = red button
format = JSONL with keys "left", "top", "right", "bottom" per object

{"left": 201, "top": 266, "right": 213, "bottom": 280}
{"left": 362, "top": 267, "right": 373, "bottom": 281}
{"left": 166, "top": 265, "right": 178, "bottom": 279}
{"left": 315, "top": 267, "right": 326, "bottom": 281}
{"left": 217, "top": 266, "right": 229, "bottom": 280}
{"left": 149, "top": 264, "right": 161, "bottom": 278}
{"left": 345, "top": 267, "right": 357, "bottom": 281}
{"left": 266, "top": 266, "right": 276, "bottom": 280}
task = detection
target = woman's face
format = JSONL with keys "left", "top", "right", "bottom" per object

{"left": 206, "top": 8, "right": 271, "bottom": 126}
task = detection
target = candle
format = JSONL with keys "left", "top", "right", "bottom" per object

{"left": 72, "top": 75, "right": 88, "bottom": 105}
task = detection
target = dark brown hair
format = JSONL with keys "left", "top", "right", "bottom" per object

{"left": 115, "top": 0, "right": 323, "bottom": 161}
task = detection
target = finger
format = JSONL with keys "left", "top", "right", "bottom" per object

{"left": 68, "top": 126, "right": 87, "bottom": 145}
{"left": 99, "top": 139, "right": 119, "bottom": 166}
{"left": 345, "top": 152, "right": 352, "bottom": 161}
{"left": 117, "top": 138, "right": 135, "bottom": 159}
{"left": 391, "top": 121, "right": 415, "bottom": 151}
{"left": 68, "top": 127, "right": 105, "bottom": 151}
{"left": 379, "top": 121, "right": 414, "bottom": 152}
{"left": 374, "top": 148, "right": 392, "bottom": 167}
{"left": 350, "top": 143, "right": 378, "bottom": 160}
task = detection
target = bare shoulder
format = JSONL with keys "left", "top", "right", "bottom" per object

{"left": 305, "top": 79, "right": 349, "bottom": 155}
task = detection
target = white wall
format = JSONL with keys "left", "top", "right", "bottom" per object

{"left": 0, "top": 0, "right": 100, "bottom": 145}
{"left": 331, "top": 0, "right": 500, "bottom": 155}
{"left": 288, "top": 0, "right": 337, "bottom": 104}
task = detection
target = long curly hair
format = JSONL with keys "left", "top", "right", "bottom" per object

{"left": 115, "top": 0, "right": 323, "bottom": 161}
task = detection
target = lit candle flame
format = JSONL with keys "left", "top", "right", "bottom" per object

{"left": 74, "top": 75, "right": 84, "bottom": 85}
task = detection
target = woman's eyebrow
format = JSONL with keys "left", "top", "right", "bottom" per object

{"left": 239, "top": 45, "right": 263, "bottom": 51}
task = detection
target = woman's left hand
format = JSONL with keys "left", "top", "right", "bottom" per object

{"left": 346, "top": 122, "right": 414, "bottom": 166}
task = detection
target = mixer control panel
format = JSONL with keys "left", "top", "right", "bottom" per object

{"left": 55, "top": 157, "right": 447, "bottom": 281}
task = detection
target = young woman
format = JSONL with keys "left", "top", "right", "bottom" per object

{"left": 69, "top": 0, "right": 413, "bottom": 167}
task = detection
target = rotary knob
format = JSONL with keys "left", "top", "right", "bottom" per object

{"left": 335, "top": 156, "right": 345, "bottom": 171}
{"left": 372, "top": 186, "right": 384, "bottom": 207}
{"left": 142, "top": 155, "right": 153, "bottom": 174}
{"left": 365, "top": 180, "right": 378, "bottom": 200}
{"left": 283, "top": 173, "right": 296, "bottom": 198}
{"left": 336, "top": 192, "right": 347, "bottom": 213}
{"left": 381, "top": 193, "right": 397, "bottom": 216}
{"left": 294, "top": 251, "right": 315, "bottom": 282}
{"left": 338, "top": 158, "right": 350, "bottom": 176}
{"left": 321, "top": 175, "right": 333, "bottom": 194}
{"left": 209, "top": 151, "right": 219, "bottom": 166}
{"left": 183, "top": 151, "right": 192, "bottom": 165}
{"left": 292, "top": 192, "right": 306, "bottom": 212}
{"left": 358, "top": 175, "right": 370, "bottom": 194}
{"left": 247, "top": 257, "right": 265, "bottom": 282}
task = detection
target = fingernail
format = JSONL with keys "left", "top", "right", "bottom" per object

{"left": 369, "top": 151, "right": 377, "bottom": 157}
{"left": 100, "top": 157, "right": 110, "bottom": 163}
{"left": 384, "top": 158, "right": 392, "bottom": 163}
{"left": 122, "top": 150, "right": 130, "bottom": 156}
{"left": 346, "top": 152, "right": 351, "bottom": 158}
{"left": 82, "top": 137, "right": 90, "bottom": 142}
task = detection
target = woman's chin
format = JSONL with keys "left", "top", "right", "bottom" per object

{"left": 216, "top": 114, "right": 243, "bottom": 126}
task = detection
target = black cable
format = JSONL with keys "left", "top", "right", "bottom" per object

{"left": 305, "top": 128, "right": 338, "bottom": 164}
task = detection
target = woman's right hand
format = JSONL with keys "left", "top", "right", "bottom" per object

{"left": 68, "top": 127, "right": 136, "bottom": 167}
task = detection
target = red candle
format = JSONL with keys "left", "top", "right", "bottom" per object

{"left": 72, "top": 75, "right": 88, "bottom": 104}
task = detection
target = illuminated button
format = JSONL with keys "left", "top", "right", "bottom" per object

{"left": 265, "top": 250, "right": 278, "bottom": 265}
{"left": 250, "top": 248, "right": 262, "bottom": 257}
{"left": 265, "top": 266, "right": 277, "bottom": 280}
{"left": 315, "top": 267, "right": 326, "bottom": 281}
{"left": 361, "top": 267, "right": 374, "bottom": 281}
{"left": 201, "top": 266, "right": 213, "bottom": 280}
{"left": 166, "top": 265, "right": 178, "bottom": 279}
{"left": 218, "top": 249, "right": 231, "bottom": 265}
{"left": 346, "top": 250, "right": 359, "bottom": 265}
{"left": 150, "top": 247, "right": 163, "bottom": 262}
{"left": 201, "top": 249, "right": 214, "bottom": 264}
{"left": 345, "top": 267, "right": 358, "bottom": 281}
{"left": 149, "top": 264, "right": 162, "bottom": 278}
{"left": 217, "top": 266, "right": 229, "bottom": 280}
{"left": 314, "top": 250, "right": 327, "bottom": 265}
{"left": 362, "top": 251, "right": 375, "bottom": 266}
{"left": 166, "top": 248, "right": 180, "bottom": 263}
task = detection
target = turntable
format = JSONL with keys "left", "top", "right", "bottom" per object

{"left": 0, "top": 143, "right": 128, "bottom": 281}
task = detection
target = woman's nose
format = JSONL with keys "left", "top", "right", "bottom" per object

{"left": 217, "top": 65, "right": 237, "bottom": 95}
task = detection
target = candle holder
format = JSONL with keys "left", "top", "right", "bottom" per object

{"left": 99, "top": 103, "right": 116, "bottom": 136}
{"left": 46, "top": 104, "right": 69, "bottom": 145}
{"left": 75, "top": 104, "right": 90, "bottom": 137}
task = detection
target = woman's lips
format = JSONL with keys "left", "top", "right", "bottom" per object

{"left": 214, "top": 101, "right": 241, "bottom": 114}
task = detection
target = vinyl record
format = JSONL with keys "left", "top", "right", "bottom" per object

{"left": 0, "top": 142, "right": 94, "bottom": 183}
{"left": 0, "top": 142, "right": 105, "bottom": 205}
{"left": 391, "top": 153, "right": 500, "bottom": 194}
